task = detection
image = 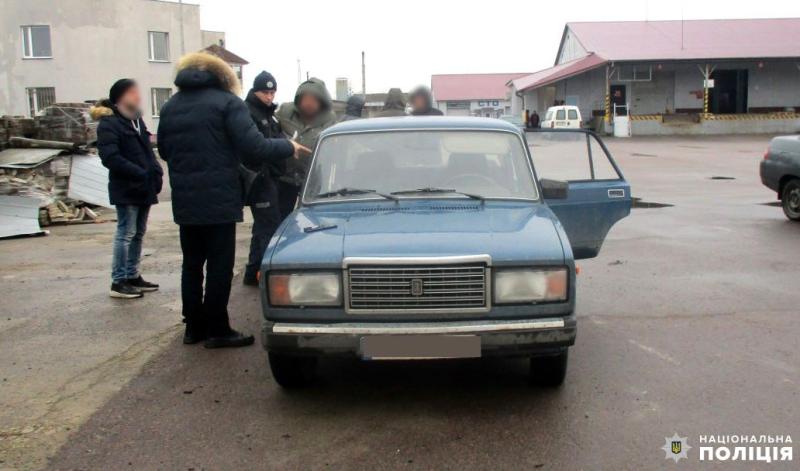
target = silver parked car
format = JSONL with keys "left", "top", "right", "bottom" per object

{"left": 760, "top": 135, "right": 800, "bottom": 221}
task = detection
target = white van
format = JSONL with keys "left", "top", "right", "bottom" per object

{"left": 541, "top": 105, "right": 582, "bottom": 129}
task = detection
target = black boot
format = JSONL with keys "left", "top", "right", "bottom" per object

{"left": 183, "top": 325, "right": 208, "bottom": 345}
{"left": 129, "top": 275, "right": 159, "bottom": 292}
{"left": 242, "top": 272, "right": 259, "bottom": 287}
{"left": 109, "top": 281, "right": 143, "bottom": 299}
{"left": 204, "top": 329, "right": 255, "bottom": 349}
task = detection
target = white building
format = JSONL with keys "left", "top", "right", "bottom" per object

{"left": 430, "top": 73, "right": 530, "bottom": 118}
{"left": 0, "top": 0, "right": 227, "bottom": 128}
{"left": 509, "top": 19, "right": 800, "bottom": 135}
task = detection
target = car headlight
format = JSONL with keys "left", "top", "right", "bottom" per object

{"left": 494, "top": 267, "right": 567, "bottom": 304}
{"left": 268, "top": 272, "right": 342, "bottom": 306}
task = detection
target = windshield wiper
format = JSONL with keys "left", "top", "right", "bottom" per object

{"left": 390, "top": 187, "right": 485, "bottom": 201}
{"left": 315, "top": 187, "right": 398, "bottom": 201}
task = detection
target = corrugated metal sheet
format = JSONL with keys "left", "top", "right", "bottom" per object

{"left": 565, "top": 18, "right": 800, "bottom": 62}
{"left": 0, "top": 195, "right": 44, "bottom": 239}
{"left": 0, "top": 148, "right": 65, "bottom": 169}
{"left": 512, "top": 54, "right": 608, "bottom": 92}
{"left": 68, "top": 155, "right": 111, "bottom": 208}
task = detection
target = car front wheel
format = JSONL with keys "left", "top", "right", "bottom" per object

{"left": 529, "top": 349, "right": 568, "bottom": 387}
{"left": 782, "top": 179, "right": 800, "bottom": 221}
{"left": 268, "top": 352, "right": 317, "bottom": 388}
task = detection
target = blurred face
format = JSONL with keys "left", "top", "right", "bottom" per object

{"left": 298, "top": 94, "right": 321, "bottom": 119}
{"left": 117, "top": 85, "right": 142, "bottom": 115}
{"left": 255, "top": 90, "right": 276, "bottom": 106}
{"left": 411, "top": 94, "right": 428, "bottom": 112}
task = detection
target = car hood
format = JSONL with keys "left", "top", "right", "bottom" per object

{"left": 268, "top": 202, "right": 566, "bottom": 269}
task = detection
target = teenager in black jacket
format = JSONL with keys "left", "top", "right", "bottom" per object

{"left": 92, "top": 79, "right": 163, "bottom": 299}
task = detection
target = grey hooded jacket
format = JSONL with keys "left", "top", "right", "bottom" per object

{"left": 376, "top": 88, "right": 407, "bottom": 117}
{"left": 276, "top": 77, "right": 337, "bottom": 186}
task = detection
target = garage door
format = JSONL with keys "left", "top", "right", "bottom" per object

{"left": 445, "top": 101, "right": 470, "bottom": 117}
{"left": 447, "top": 108, "right": 470, "bottom": 117}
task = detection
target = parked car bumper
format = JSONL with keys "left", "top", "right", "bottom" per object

{"left": 261, "top": 315, "right": 576, "bottom": 358}
{"left": 760, "top": 159, "right": 782, "bottom": 194}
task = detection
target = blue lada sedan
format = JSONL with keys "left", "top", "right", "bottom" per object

{"left": 260, "top": 117, "right": 630, "bottom": 388}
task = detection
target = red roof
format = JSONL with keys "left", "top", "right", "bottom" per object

{"left": 564, "top": 18, "right": 800, "bottom": 62}
{"left": 203, "top": 44, "right": 249, "bottom": 65}
{"left": 431, "top": 73, "right": 530, "bottom": 101}
{"left": 512, "top": 53, "right": 607, "bottom": 92}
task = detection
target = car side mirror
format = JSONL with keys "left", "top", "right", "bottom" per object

{"left": 540, "top": 179, "right": 569, "bottom": 199}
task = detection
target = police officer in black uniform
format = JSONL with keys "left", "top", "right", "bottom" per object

{"left": 243, "top": 71, "right": 285, "bottom": 286}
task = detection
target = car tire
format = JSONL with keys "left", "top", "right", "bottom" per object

{"left": 268, "top": 352, "right": 317, "bottom": 388}
{"left": 529, "top": 349, "right": 568, "bottom": 387}
{"left": 781, "top": 179, "right": 800, "bottom": 221}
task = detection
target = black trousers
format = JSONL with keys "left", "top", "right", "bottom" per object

{"left": 245, "top": 176, "right": 281, "bottom": 279}
{"left": 276, "top": 180, "right": 300, "bottom": 220}
{"left": 179, "top": 223, "right": 236, "bottom": 336}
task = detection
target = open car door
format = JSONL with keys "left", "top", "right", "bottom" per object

{"left": 528, "top": 130, "right": 631, "bottom": 259}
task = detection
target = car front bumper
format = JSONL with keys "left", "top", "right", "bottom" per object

{"left": 261, "top": 315, "right": 576, "bottom": 358}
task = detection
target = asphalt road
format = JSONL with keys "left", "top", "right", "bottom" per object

{"left": 2, "top": 135, "right": 798, "bottom": 470}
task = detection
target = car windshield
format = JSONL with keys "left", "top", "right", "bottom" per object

{"left": 304, "top": 131, "right": 538, "bottom": 202}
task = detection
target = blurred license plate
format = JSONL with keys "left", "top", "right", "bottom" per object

{"left": 360, "top": 335, "right": 480, "bottom": 360}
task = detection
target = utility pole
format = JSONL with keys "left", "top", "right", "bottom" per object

{"left": 179, "top": 0, "right": 185, "bottom": 55}
{"left": 297, "top": 59, "right": 301, "bottom": 87}
{"left": 361, "top": 51, "right": 366, "bottom": 96}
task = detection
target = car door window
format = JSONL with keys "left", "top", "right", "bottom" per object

{"left": 556, "top": 110, "right": 566, "bottom": 120}
{"left": 588, "top": 135, "right": 621, "bottom": 180}
{"left": 528, "top": 131, "right": 621, "bottom": 182}
{"left": 568, "top": 109, "right": 578, "bottom": 120}
{"left": 528, "top": 132, "right": 591, "bottom": 180}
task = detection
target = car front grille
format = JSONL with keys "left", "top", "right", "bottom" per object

{"left": 347, "top": 264, "right": 489, "bottom": 312}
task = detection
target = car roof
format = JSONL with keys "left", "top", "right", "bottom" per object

{"left": 321, "top": 116, "right": 522, "bottom": 137}
{"left": 546, "top": 105, "right": 579, "bottom": 110}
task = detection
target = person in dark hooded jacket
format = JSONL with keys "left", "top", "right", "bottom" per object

{"left": 376, "top": 88, "right": 407, "bottom": 117}
{"left": 276, "top": 77, "right": 337, "bottom": 218}
{"left": 157, "top": 52, "right": 308, "bottom": 348}
{"left": 93, "top": 79, "right": 163, "bottom": 299}
{"left": 340, "top": 95, "right": 365, "bottom": 121}
{"left": 242, "top": 70, "right": 285, "bottom": 286}
{"left": 409, "top": 85, "right": 443, "bottom": 116}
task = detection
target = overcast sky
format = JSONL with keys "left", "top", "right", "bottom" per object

{"left": 192, "top": 0, "right": 800, "bottom": 102}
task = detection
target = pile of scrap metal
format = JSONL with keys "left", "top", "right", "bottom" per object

{"left": 0, "top": 106, "right": 112, "bottom": 239}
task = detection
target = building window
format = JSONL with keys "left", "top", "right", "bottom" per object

{"left": 446, "top": 101, "right": 470, "bottom": 110}
{"left": 148, "top": 31, "right": 170, "bottom": 62}
{"left": 151, "top": 88, "right": 172, "bottom": 117}
{"left": 21, "top": 25, "right": 52, "bottom": 59}
{"left": 613, "top": 65, "right": 652, "bottom": 82}
{"left": 27, "top": 87, "right": 56, "bottom": 116}
{"left": 231, "top": 64, "right": 243, "bottom": 84}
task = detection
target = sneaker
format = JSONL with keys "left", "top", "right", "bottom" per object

{"left": 110, "top": 281, "right": 143, "bottom": 299}
{"left": 128, "top": 276, "right": 159, "bottom": 292}
{"left": 204, "top": 329, "right": 255, "bottom": 349}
